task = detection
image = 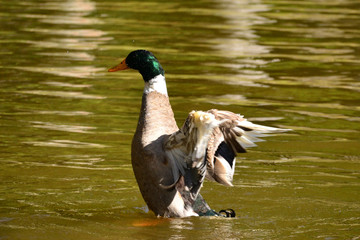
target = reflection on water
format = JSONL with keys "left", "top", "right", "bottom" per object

{"left": 203, "top": 0, "right": 274, "bottom": 87}
{"left": 1, "top": 0, "right": 360, "bottom": 239}
{"left": 210, "top": 0, "right": 272, "bottom": 56}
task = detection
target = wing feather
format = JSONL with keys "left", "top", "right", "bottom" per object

{"left": 206, "top": 109, "right": 290, "bottom": 186}
{"left": 164, "top": 111, "right": 221, "bottom": 201}
{"left": 163, "top": 109, "right": 290, "bottom": 199}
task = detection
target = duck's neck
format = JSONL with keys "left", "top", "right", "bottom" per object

{"left": 135, "top": 74, "right": 177, "bottom": 145}
{"left": 144, "top": 74, "right": 168, "bottom": 96}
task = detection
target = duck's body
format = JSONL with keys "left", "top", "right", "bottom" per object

{"left": 132, "top": 83, "right": 200, "bottom": 217}
{"left": 109, "top": 50, "right": 290, "bottom": 217}
{"left": 131, "top": 75, "right": 212, "bottom": 217}
{"left": 132, "top": 90, "right": 178, "bottom": 216}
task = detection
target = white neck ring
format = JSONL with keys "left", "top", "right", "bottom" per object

{"left": 144, "top": 74, "right": 168, "bottom": 96}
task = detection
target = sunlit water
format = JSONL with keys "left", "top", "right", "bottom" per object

{"left": 1, "top": 0, "right": 360, "bottom": 239}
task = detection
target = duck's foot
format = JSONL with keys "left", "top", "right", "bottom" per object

{"left": 192, "top": 194, "right": 236, "bottom": 217}
{"left": 219, "top": 209, "right": 236, "bottom": 218}
{"left": 198, "top": 208, "right": 236, "bottom": 217}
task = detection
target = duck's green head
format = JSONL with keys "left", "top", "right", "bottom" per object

{"left": 108, "top": 50, "right": 164, "bottom": 82}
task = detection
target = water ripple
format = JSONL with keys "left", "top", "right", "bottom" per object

{"left": 42, "top": 81, "right": 92, "bottom": 88}
{"left": 14, "top": 66, "right": 104, "bottom": 78}
{"left": 30, "top": 121, "right": 96, "bottom": 134}
{"left": 19, "top": 90, "right": 105, "bottom": 99}
{"left": 33, "top": 111, "right": 93, "bottom": 116}
{"left": 25, "top": 140, "right": 107, "bottom": 148}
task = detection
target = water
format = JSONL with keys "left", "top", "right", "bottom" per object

{"left": 1, "top": 0, "right": 360, "bottom": 239}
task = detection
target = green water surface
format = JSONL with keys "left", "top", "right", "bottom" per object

{"left": 1, "top": 0, "right": 360, "bottom": 239}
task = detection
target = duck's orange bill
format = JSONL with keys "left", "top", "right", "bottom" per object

{"left": 108, "top": 58, "right": 129, "bottom": 72}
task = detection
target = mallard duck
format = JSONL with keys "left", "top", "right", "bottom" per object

{"left": 108, "top": 50, "right": 289, "bottom": 218}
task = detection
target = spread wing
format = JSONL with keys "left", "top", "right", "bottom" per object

{"left": 205, "top": 109, "right": 290, "bottom": 186}
{"left": 163, "top": 111, "right": 221, "bottom": 201}
{"left": 163, "top": 109, "right": 290, "bottom": 201}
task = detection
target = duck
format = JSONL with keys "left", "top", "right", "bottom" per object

{"left": 108, "top": 50, "right": 289, "bottom": 218}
